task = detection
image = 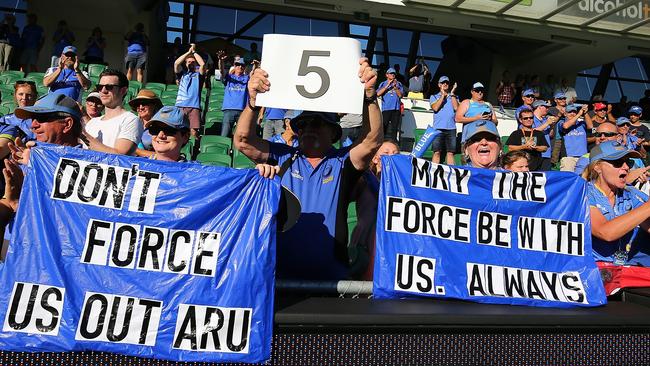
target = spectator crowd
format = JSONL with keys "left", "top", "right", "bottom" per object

{"left": 0, "top": 16, "right": 647, "bottom": 287}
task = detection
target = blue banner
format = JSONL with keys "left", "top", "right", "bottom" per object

{"left": 374, "top": 155, "right": 607, "bottom": 307}
{"left": 0, "top": 144, "right": 278, "bottom": 363}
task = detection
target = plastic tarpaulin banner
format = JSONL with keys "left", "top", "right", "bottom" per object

{"left": 0, "top": 144, "right": 278, "bottom": 363}
{"left": 374, "top": 155, "right": 607, "bottom": 308}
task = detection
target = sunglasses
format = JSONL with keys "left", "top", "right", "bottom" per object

{"left": 97, "top": 84, "right": 121, "bottom": 92}
{"left": 86, "top": 100, "right": 104, "bottom": 107}
{"left": 15, "top": 80, "right": 36, "bottom": 86}
{"left": 439, "top": 81, "right": 449, "bottom": 85}
{"left": 472, "top": 89, "right": 485, "bottom": 93}
{"left": 594, "top": 132, "right": 618, "bottom": 138}
{"left": 630, "top": 113, "right": 641, "bottom": 117}
{"left": 520, "top": 116, "right": 534, "bottom": 121}
{"left": 234, "top": 63, "right": 245, "bottom": 67}
{"left": 555, "top": 97, "right": 566, "bottom": 100}
{"left": 606, "top": 158, "right": 633, "bottom": 169}
{"left": 34, "top": 113, "right": 67, "bottom": 122}
{"left": 149, "top": 124, "right": 180, "bottom": 136}
{"left": 523, "top": 95, "right": 535, "bottom": 98}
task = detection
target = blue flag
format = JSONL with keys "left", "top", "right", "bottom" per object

{"left": 374, "top": 155, "right": 607, "bottom": 307}
{"left": 0, "top": 144, "right": 277, "bottom": 363}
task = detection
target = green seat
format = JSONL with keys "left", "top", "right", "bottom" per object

{"left": 1, "top": 100, "right": 15, "bottom": 110}
{"left": 77, "top": 62, "right": 88, "bottom": 72}
{"left": 161, "top": 90, "right": 177, "bottom": 99}
{"left": 454, "top": 153, "right": 463, "bottom": 166}
{"left": 197, "top": 153, "right": 231, "bottom": 167}
{"left": 412, "top": 128, "right": 433, "bottom": 160}
{"left": 165, "top": 84, "right": 178, "bottom": 92}
{"left": 200, "top": 135, "right": 231, "bottom": 154}
{"left": 161, "top": 96, "right": 177, "bottom": 106}
{"left": 87, "top": 64, "right": 107, "bottom": 78}
{"left": 180, "top": 136, "right": 196, "bottom": 161}
{"left": 129, "top": 80, "right": 142, "bottom": 90}
{"left": 501, "top": 135, "right": 510, "bottom": 153}
{"left": 144, "top": 82, "right": 166, "bottom": 92}
{"left": 0, "top": 105, "right": 10, "bottom": 116}
{"left": 25, "top": 72, "right": 45, "bottom": 85}
{"left": 0, "top": 73, "right": 21, "bottom": 84}
{"left": 1, "top": 70, "right": 24, "bottom": 78}
{"left": 36, "top": 85, "right": 48, "bottom": 96}
{"left": 232, "top": 153, "right": 255, "bottom": 169}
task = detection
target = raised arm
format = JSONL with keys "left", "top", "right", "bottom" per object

{"left": 43, "top": 57, "right": 65, "bottom": 87}
{"left": 233, "top": 68, "right": 271, "bottom": 164}
{"left": 174, "top": 46, "right": 193, "bottom": 74}
{"left": 349, "top": 58, "right": 382, "bottom": 171}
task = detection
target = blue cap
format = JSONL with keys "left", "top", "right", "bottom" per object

{"left": 290, "top": 111, "right": 341, "bottom": 143}
{"left": 522, "top": 89, "right": 535, "bottom": 96}
{"left": 629, "top": 106, "right": 643, "bottom": 115}
{"left": 554, "top": 91, "right": 566, "bottom": 99}
{"left": 464, "top": 120, "right": 499, "bottom": 142}
{"left": 386, "top": 67, "right": 396, "bottom": 74}
{"left": 15, "top": 92, "right": 82, "bottom": 121}
{"left": 472, "top": 82, "right": 485, "bottom": 90}
{"left": 616, "top": 116, "right": 631, "bottom": 126}
{"left": 62, "top": 45, "right": 77, "bottom": 55}
{"left": 590, "top": 140, "right": 641, "bottom": 163}
{"left": 147, "top": 106, "right": 189, "bottom": 130}
{"left": 438, "top": 76, "right": 449, "bottom": 83}
{"left": 565, "top": 104, "right": 579, "bottom": 112}
{"left": 532, "top": 100, "right": 551, "bottom": 109}
{"left": 234, "top": 57, "right": 246, "bottom": 65}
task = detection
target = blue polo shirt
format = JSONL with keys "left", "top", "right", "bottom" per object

{"left": 560, "top": 118, "right": 587, "bottom": 157}
{"left": 533, "top": 115, "right": 552, "bottom": 158}
{"left": 265, "top": 108, "right": 287, "bottom": 120}
{"left": 175, "top": 70, "right": 204, "bottom": 109}
{"left": 587, "top": 182, "right": 650, "bottom": 265}
{"left": 46, "top": 67, "right": 84, "bottom": 102}
{"left": 221, "top": 73, "right": 249, "bottom": 111}
{"left": 378, "top": 80, "right": 404, "bottom": 111}
{"left": 269, "top": 134, "right": 298, "bottom": 147}
{"left": 126, "top": 32, "right": 147, "bottom": 55}
{"left": 430, "top": 93, "right": 456, "bottom": 130}
{"left": 0, "top": 114, "right": 33, "bottom": 141}
{"left": 268, "top": 143, "right": 363, "bottom": 280}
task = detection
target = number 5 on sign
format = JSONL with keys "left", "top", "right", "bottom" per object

{"left": 255, "top": 34, "right": 364, "bottom": 114}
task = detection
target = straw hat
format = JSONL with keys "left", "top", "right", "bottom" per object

{"left": 128, "top": 89, "right": 163, "bottom": 110}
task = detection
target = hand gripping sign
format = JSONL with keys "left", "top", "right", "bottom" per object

{"left": 374, "top": 155, "right": 607, "bottom": 308}
{"left": 0, "top": 144, "right": 278, "bottom": 363}
{"left": 255, "top": 34, "right": 364, "bottom": 114}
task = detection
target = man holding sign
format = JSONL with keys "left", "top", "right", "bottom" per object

{"left": 234, "top": 55, "right": 382, "bottom": 280}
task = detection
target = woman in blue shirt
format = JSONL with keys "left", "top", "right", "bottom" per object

{"left": 582, "top": 140, "right": 650, "bottom": 266}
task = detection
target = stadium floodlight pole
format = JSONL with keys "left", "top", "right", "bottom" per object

{"left": 580, "top": 1, "right": 637, "bottom": 27}
{"left": 621, "top": 17, "right": 650, "bottom": 33}
{"left": 495, "top": 0, "right": 525, "bottom": 15}
{"left": 539, "top": 0, "right": 581, "bottom": 21}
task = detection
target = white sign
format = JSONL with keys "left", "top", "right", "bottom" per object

{"left": 256, "top": 34, "right": 364, "bottom": 114}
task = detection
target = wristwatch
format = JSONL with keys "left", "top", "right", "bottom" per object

{"left": 364, "top": 94, "right": 378, "bottom": 104}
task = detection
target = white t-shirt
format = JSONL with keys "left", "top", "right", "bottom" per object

{"left": 85, "top": 111, "right": 142, "bottom": 148}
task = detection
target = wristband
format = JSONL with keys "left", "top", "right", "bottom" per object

{"left": 364, "top": 94, "right": 378, "bottom": 104}
{"left": 248, "top": 99, "right": 261, "bottom": 111}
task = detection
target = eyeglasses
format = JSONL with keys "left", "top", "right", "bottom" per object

{"left": 520, "top": 116, "right": 534, "bottom": 121}
{"left": 97, "top": 84, "right": 121, "bottom": 92}
{"left": 15, "top": 80, "right": 36, "bottom": 86}
{"left": 34, "top": 113, "right": 67, "bottom": 123}
{"left": 149, "top": 124, "right": 180, "bottom": 136}
{"left": 594, "top": 132, "right": 618, "bottom": 138}
{"left": 86, "top": 100, "right": 103, "bottom": 108}
{"left": 523, "top": 95, "right": 535, "bottom": 98}
{"left": 606, "top": 158, "right": 633, "bottom": 169}
{"left": 134, "top": 102, "right": 154, "bottom": 109}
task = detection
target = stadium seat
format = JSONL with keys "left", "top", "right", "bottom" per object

{"left": 180, "top": 136, "right": 196, "bottom": 160}
{"left": 0, "top": 85, "right": 15, "bottom": 100}
{"left": 77, "top": 62, "right": 88, "bottom": 72}
{"left": 347, "top": 203, "right": 357, "bottom": 242}
{"left": 144, "top": 82, "right": 166, "bottom": 92}
{"left": 454, "top": 153, "right": 463, "bottom": 166}
{"left": 1, "top": 100, "right": 16, "bottom": 110}
{"left": 36, "top": 85, "right": 48, "bottom": 96}
{"left": 1, "top": 70, "right": 24, "bottom": 79}
{"left": 0, "top": 73, "right": 21, "bottom": 84}
{"left": 197, "top": 153, "right": 231, "bottom": 167}
{"left": 501, "top": 135, "right": 509, "bottom": 153}
{"left": 0, "top": 105, "right": 10, "bottom": 116}
{"left": 129, "top": 80, "right": 142, "bottom": 91}
{"left": 161, "top": 96, "right": 177, "bottom": 106}
{"left": 165, "top": 84, "right": 179, "bottom": 92}
{"left": 200, "top": 135, "right": 231, "bottom": 154}
{"left": 161, "top": 90, "right": 177, "bottom": 99}
{"left": 87, "top": 64, "right": 107, "bottom": 78}
{"left": 232, "top": 153, "right": 255, "bottom": 169}
{"left": 25, "top": 72, "right": 45, "bottom": 84}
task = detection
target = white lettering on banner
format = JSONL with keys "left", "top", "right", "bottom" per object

{"left": 3, "top": 282, "right": 65, "bottom": 336}
{"left": 476, "top": 211, "right": 512, "bottom": 248}
{"left": 577, "top": 0, "right": 645, "bottom": 20}
{"left": 492, "top": 171, "right": 546, "bottom": 202}
{"left": 75, "top": 292, "right": 162, "bottom": 346}
{"left": 385, "top": 196, "right": 471, "bottom": 243}
{"left": 410, "top": 158, "right": 471, "bottom": 195}
{"left": 394, "top": 253, "right": 445, "bottom": 295}
{"left": 173, "top": 304, "right": 252, "bottom": 354}
{"left": 466, "top": 263, "right": 588, "bottom": 304}
{"left": 81, "top": 219, "right": 221, "bottom": 277}
{"left": 51, "top": 158, "right": 161, "bottom": 213}
{"left": 518, "top": 216, "right": 584, "bottom": 256}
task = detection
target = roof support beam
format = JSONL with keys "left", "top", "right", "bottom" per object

{"left": 495, "top": 0, "right": 524, "bottom": 15}
{"left": 580, "top": 1, "right": 635, "bottom": 27}
{"left": 539, "top": 0, "right": 581, "bottom": 21}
